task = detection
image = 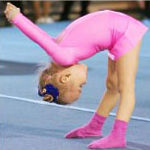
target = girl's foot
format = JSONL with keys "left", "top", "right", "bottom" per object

{"left": 88, "top": 119, "right": 127, "bottom": 149}
{"left": 88, "top": 133, "right": 126, "bottom": 149}
{"left": 65, "top": 114, "right": 106, "bottom": 138}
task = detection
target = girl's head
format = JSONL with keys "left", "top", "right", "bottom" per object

{"left": 38, "top": 62, "right": 87, "bottom": 105}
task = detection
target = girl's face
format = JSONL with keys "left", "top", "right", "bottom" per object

{"left": 56, "top": 64, "right": 88, "bottom": 104}
{"left": 39, "top": 63, "right": 87, "bottom": 105}
{"left": 66, "top": 64, "right": 87, "bottom": 103}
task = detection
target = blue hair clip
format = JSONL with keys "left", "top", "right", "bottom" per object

{"left": 38, "top": 84, "right": 59, "bottom": 103}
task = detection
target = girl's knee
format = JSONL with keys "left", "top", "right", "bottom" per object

{"left": 106, "top": 77, "right": 119, "bottom": 93}
{"left": 118, "top": 83, "right": 135, "bottom": 94}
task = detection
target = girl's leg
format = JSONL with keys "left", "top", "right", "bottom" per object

{"left": 96, "top": 58, "right": 119, "bottom": 117}
{"left": 88, "top": 42, "right": 141, "bottom": 149}
{"left": 65, "top": 58, "right": 120, "bottom": 138}
{"left": 116, "top": 42, "right": 141, "bottom": 122}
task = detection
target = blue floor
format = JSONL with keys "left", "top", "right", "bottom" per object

{"left": 0, "top": 19, "right": 150, "bottom": 150}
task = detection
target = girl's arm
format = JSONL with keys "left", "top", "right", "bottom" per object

{"left": 5, "top": 3, "right": 78, "bottom": 66}
{"left": 11, "top": 13, "right": 59, "bottom": 53}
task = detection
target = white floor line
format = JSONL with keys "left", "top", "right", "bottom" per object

{"left": 0, "top": 94, "right": 150, "bottom": 123}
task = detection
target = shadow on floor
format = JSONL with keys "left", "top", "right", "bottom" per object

{"left": 0, "top": 60, "right": 41, "bottom": 76}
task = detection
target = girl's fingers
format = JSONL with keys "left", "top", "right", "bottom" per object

{"left": 5, "top": 7, "right": 14, "bottom": 15}
{"left": 5, "top": 3, "right": 20, "bottom": 21}
{"left": 7, "top": 2, "right": 17, "bottom": 9}
{"left": 7, "top": 2, "right": 13, "bottom": 7}
{"left": 7, "top": 2, "right": 11, "bottom": 5}
{"left": 5, "top": 8, "right": 10, "bottom": 17}
{"left": 6, "top": 3, "right": 14, "bottom": 13}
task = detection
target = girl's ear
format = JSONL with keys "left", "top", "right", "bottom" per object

{"left": 60, "top": 73, "right": 71, "bottom": 84}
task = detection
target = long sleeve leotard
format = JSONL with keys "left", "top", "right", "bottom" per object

{"left": 12, "top": 10, "right": 148, "bottom": 66}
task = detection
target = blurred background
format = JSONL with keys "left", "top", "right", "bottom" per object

{"left": 0, "top": 1, "right": 150, "bottom": 27}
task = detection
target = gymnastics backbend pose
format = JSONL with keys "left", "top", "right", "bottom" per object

{"left": 5, "top": 3, "right": 148, "bottom": 149}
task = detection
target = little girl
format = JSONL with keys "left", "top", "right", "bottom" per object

{"left": 5, "top": 3, "right": 148, "bottom": 149}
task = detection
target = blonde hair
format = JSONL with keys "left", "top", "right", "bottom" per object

{"left": 38, "top": 62, "right": 70, "bottom": 105}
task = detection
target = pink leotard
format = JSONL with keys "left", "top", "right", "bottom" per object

{"left": 12, "top": 10, "right": 148, "bottom": 66}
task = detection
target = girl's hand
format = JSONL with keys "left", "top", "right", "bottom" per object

{"left": 4, "top": 2, "right": 20, "bottom": 22}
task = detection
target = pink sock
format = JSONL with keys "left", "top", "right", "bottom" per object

{"left": 65, "top": 113, "right": 106, "bottom": 138}
{"left": 88, "top": 119, "right": 128, "bottom": 149}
